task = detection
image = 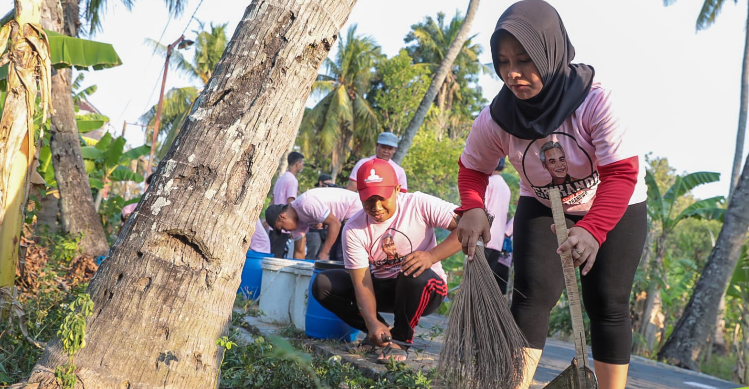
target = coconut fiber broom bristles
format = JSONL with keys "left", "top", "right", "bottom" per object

{"left": 439, "top": 218, "right": 529, "bottom": 388}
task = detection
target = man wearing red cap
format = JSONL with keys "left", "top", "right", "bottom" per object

{"left": 311, "top": 158, "right": 461, "bottom": 363}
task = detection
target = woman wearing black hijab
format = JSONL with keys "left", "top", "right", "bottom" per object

{"left": 455, "top": 1, "right": 647, "bottom": 388}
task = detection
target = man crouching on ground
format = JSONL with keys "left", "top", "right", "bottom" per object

{"left": 311, "top": 158, "right": 462, "bottom": 363}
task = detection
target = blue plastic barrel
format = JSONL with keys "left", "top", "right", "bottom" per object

{"left": 306, "top": 260, "right": 359, "bottom": 342}
{"left": 239, "top": 250, "right": 270, "bottom": 299}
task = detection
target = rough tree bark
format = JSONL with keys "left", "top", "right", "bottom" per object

{"left": 18, "top": 0, "right": 356, "bottom": 387}
{"left": 40, "top": 0, "right": 109, "bottom": 256}
{"left": 658, "top": 154, "right": 749, "bottom": 370}
{"left": 392, "top": 0, "right": 479, "bottom": 164}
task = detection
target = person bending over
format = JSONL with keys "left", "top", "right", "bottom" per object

{"left": 265, "top": 187, "right": 361, "bottom": 261}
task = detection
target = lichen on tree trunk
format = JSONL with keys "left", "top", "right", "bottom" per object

{"left": 19, "top": 0, "right": 357, "bottom": 387}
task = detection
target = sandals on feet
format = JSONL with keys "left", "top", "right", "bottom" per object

{"left": 376, "top": 344, "right": 409, "bottom": 364}
{"left": 348, "top": 337, "right": 380, "bottom": 355}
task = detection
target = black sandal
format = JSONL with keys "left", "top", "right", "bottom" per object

{"left": 348, "top": 336, "right": 380, "bottom": 354}
{"left": 376, "top": 344, "right": 409, "bottom": 364}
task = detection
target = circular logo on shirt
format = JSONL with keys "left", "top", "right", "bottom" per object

{"left": 368, "top": 228, "right": 414, "bottom": 275}
{"left": 521, "top": 133, "right": 599, "bottom": 204}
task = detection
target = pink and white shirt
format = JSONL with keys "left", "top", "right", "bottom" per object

{"left": 249, "top": 218, "right": 271, "bottom": 253}
{"left": 461, "top": 82, "right": 647, "bottom": 216}
{"left": 273, "top": 171, "right": 298, "bottom": 205}
{"left": 289, "top": 188, "right": 362, "bottom": 239}
{"left": 350, "top": 156, "right": 408, "bottom": 192}
{"left": 485, "top": 174, "right": 511, "bottom": 252}
{"left": 342, "top": 192, "right": 455, "bottom": 283}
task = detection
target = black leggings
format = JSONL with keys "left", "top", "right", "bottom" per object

{"left": 485, "top": 247, "right": 510, "bottom": 294}
{"left": 511, "top": 197, "right": 646, "bottom": 365}
{"left": 311, "top": 269, "right": 446, "bottom": 343}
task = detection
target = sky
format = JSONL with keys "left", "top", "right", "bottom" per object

{"left": 7, "top": 0, "right": 744, "bottom": 200}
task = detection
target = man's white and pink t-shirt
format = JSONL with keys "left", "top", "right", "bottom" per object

{"left": 349, "top": 156, "right": 408, "bottom": 192}
{"left": 273, "top": 171, "right": 298, "bottom": 205}
{"left": 289, "top": 188, "right": 362, "bottom": 239}
{"left": 342, "top": 192, "right": 454, "bottom": 283}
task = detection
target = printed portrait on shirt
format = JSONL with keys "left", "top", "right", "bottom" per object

{"left": 522, "top": 133, "right": 600, "bottom": 204}
{"left": 369, "top": 229, "right": 413, "bottom": 276}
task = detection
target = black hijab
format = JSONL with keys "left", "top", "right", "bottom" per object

{"left": 489, "top": 0, "right": 595, "bottom": 140}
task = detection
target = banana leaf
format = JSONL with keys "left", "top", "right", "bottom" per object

{"left": 76, "top": 113, "right": 109, "bottom": 133}
{"left": 110, "top": 166, "right": 143, "bottom": 183}
{"left": 0, "top": 27, "right": 123, "bottom": 83}
{"left": 80, "top": 146, "right": 105, "bottom": 160}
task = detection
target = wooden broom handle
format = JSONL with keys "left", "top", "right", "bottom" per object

{"left": 549, "top": 188, "right": 591, "bottom": 376}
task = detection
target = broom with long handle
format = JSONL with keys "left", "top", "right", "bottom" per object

{"left": 544, "top": 188, "right": 598, "bottom": 389}
{"left": 439, "top": 213, "right": 528, "bottom": 389}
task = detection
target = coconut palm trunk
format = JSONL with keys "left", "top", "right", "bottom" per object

{"left": 0, "top": 0, "right": 51, "bottom": 288}
{"left": 392, "top": 0, "right": 479, "bottom": 164}
{"left": 658, "top": 157, "right": 749, "bottom": 369}
{"left": 17, "top": 0, "right": 355, "bottom": 386}
{"left": 40, "top": 0, "right": 108, "bottom": 256}
{"left": 730, "top": 4, "right": 749, "bottom": 200}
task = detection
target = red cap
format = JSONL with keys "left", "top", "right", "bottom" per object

{"left": 356, "top": 158, "right": 399, "bottom": 201}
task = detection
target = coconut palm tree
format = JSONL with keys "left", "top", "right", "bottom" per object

{"left": 392, "top": 0, "right": 480, "bottom": 165}
{"left": 146, "top": 21, "right": 228, "bottom": 85}
{"left": 39, "top": 0, "right": 185, "bottom": 257}
{"left": 404, "top": 9, "right": 490, "bottom": 118}
{"left": 656, "top": 0, "right": 749, "bottom": 368}
{"left": 16, "top": 1, "right": 355, "bottom": 385}
{"left": 140, "top": 86, "right": 199, "bottom": 159}
{"left": 296, "top": 24, "right": 383, "bottom": 179}
{"left": 634, "top": 169, "right": 724, "bottom": 354}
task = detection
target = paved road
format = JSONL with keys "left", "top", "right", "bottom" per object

{"left": 532, "top": 339, "right": 742, "bottom": 389}
{"left": 389, "top": 312, "right": 743, "bottom": 389}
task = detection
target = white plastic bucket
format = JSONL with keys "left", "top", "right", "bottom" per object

{"left": 258, "top": 258, "right": 314, "bottom": 330}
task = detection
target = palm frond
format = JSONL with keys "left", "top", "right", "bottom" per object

{"left": 696, "top": 0, "right": 726, "bottom": 31}
{"left": 311, "top": 80, "right": 336, "bottom": 98}
{"left": 163, "top": 0, "right": 186, "bottom": 17}
{"left": 352, "top": 95, "right": 381, "bottom": 148}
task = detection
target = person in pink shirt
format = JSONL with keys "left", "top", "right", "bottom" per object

{"left": 269, "top": 151, "right": 304, "bottom": 258}
{"left": 273, "top": 151, "right": 304, "bottom": 205}
{"left": 455, "top": 1, "right": 647, "bottom": 388}
{"left": 121, "top": 203, "right": 138, "bottom": 222}
{"left": 484, "top": 158, "right": 512, "bottom": 294}
{"left": 346, "top": 132, "right": 408, "bottom": 193}
{"left": 248, "top": 218, "right": 271, "bottom": 254}
{"left": 265, "top": 187, "right": 361, "bottom": 260}
{"left": 311, "top": 158, "right": 461, "bottom": 363}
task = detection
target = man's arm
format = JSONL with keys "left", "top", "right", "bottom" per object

{"left": 401, "top": 217, "right": 461, "bottom": 277}
{"left": 286, "top": 196, "right": 295, "bottom": 204}
{"left": 293, "top": 235, "right": 306, "bottom": 259}
{"left": 317, "top": 214, "right": 341, "bottom": 260}
{"left": 349, "top": 267, "right": 391, "bottom": 345}
{"left": 346, "top": 180, "right": 357, "bottom": 192}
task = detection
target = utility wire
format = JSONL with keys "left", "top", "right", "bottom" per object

{"left": 119, "top": 0, "right": 205, "bottom": 131}
{"left": 181, "top": 0, "right": 206, "bottom": 37}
